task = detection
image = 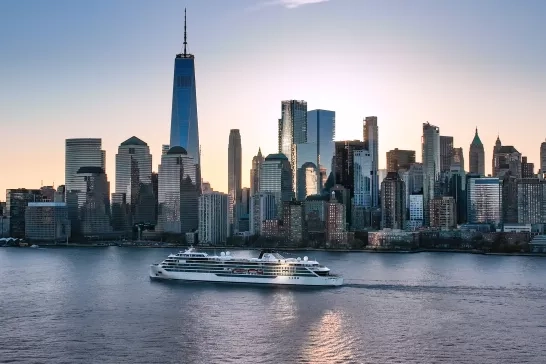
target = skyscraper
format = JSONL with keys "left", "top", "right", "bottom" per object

{"left": 469, "top": 128, "right": 485, "bottom": 176}
{"left": 380, "top": 172, "right": 406, "bottom": 230}
{"left": 250, "top": 148, "right": 264, "bottom": 196}
{"left": 116, "top": 137, "right": 152, "bottom": 193}
{"left": 259, "top": 154, "right": 293, "bottom": 219}
{"left": 363, "top": 116, "right": 379, "bottom": 207}
{"left": 386, "top": 149, "right": 415, "bottom": 172}
{"left": 6, "top": 189, "right": 42, "bottom": 238}
{"left": 279, "top": 100, "right": 307, "bottom": 191}
{"left": 307, "top": 109, "right": 335, "bottom": 186}
{"left": 74, "top": 167, "right": 112, "bottom": 236}
{"left": 467, "top": 177, "right": 502, "bottom": 226}
{"left": 250, "top": 192, "right": 276, "bottom": 235}
{"left": 452, "top": 147, "right": 465, "bottom": 170}
{"left": 333, "top": 140, "right": 366, "bottom": 195}
{"left": 353, "top": 149, "right": 373, "bottom": 208}
{"left": 169, "top": 9, "right": 200, "bottom": 189}
{"left": 492, "top": 137, "right": 521, "bottom": 178}
{"left": 501, "top": 173, "right": 518, "bottom": 224}
{"left": 65, "top": 138, "right": 105, "bottom": 193}
{"left": 198, "top": 191, "right": 228, "bottom": 245}
{"left": 295, "top": 143, "right": 318, "bottom": 200}
{"left": 540, "top": 142, "right": 546, "bottom": 173}
{"left": 422, "top": 122, "right": 441, "bottom": 225}
{"left": 115, "top": 136, "right": 153, "bottom": 226}
{"left": 440, "top": 136, "right": 454, "bottom": 172}
{"left": 517, "top": 178, "right": 546, "bottom": 224}
{"left": 157, "top": 146, "right": 199, "bottom": 234}
{"left": 448, "top": 165, "right": 467, "bottom": 224}
{"left": 227, "top": 129, "right": 242, "bottom": 232}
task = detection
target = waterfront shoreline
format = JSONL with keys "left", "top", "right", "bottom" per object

{"left": 5, "top": 243, "right": 546, "bottom": 257}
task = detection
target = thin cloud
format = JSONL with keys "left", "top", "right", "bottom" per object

{"left": 246, "top": 0, "right": 331, "bottom": 12}
{"left": 281, "top": 0, "right": 330, "bottom": 8}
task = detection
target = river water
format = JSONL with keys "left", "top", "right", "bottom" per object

{"left": 1, "top": 247, "right": 545, "bottom": 363}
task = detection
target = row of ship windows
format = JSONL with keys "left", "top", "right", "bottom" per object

{"left": 166, "top": 260, "right": 320, "bottom": 267}
{"left": 162, "top": 269, "right": 315, "bottom": 276}
{"left": 163, "top": 264, "right": 312, "bottom": 271}
{"left": 163, "top": 265, "right": 311, "bottom": 273}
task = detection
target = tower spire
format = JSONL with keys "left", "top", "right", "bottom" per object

{"left": 183, "top": 8, "right": 187, "bottom": 57}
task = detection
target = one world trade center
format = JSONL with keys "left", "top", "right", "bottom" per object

{"left": 169, "top": 9, "right": 200, "bottom": 173}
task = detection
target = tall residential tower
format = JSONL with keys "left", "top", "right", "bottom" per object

{"left": 363, "top": 116, "right": 379, "bottom": 207}
{"left": 279, "top": 100, "right": 307, "bottom": 192}
{"left": 228, "top": 129, "right": 242, "bottom": 233}
{"left": 422, "top": 122, "right": 441, "bottom": 225}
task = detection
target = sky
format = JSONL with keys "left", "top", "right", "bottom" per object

{"left": 1, "top": 0, "right": 546, "bottom": 197}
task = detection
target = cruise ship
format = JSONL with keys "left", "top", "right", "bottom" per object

{"left": 150, "top": 248, "right": 343, "bottom": 286}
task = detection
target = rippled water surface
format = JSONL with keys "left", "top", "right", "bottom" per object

{"left": 1, "top": 247, "right": 546, "bottom": 363}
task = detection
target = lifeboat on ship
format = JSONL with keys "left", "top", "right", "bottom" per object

{"left": 232, "top": 268, "right": 246, "bottom": 274}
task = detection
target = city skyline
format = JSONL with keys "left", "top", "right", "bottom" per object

{"left": 2, "top": 0, "right": 546, "bottom": 196}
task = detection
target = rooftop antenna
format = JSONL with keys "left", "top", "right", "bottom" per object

{"left": 183, "top": 8, "right": 187, "bottom": 57}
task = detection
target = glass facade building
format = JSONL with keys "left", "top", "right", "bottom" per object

{"left": 467, "top": 177, "right": 502, "bottom": 226}
{"left": 157, "top": 146, "right": 199, "bottom": 234}
{"left": 408, "top": 194, "right": 424, "bottom": 230}
{"left": 295, "top": 143, "right": 318, "bottom": 200}
{"left": 279, "top": 100, "right": 307, "bottom": 192}
{"left": 115, "top": 136, "right": 152, "bottom": 195}
{"left": 25, "top": 202, "right": 70, "bottom": 241}
{"left": 296, "top": 162, "right": 318, "bottom": 201}
{"left": 259, "top": 154, "right": 293, "bottom": 219}
{"left": 65, "top": 138, "right": 105, "bottom": 193}
{"left": 169, "top": 15, "right": 200, "bottom": 190}
{"left": 250, "top": 192, "right": 276, "bottom": 235}
{"left": 334, "top": 140, "right": 367, "bottom": 196}
{"left": 353, "top": 149, "right": 373, "bottom": 208}
{"left": 307, "top": 109, "right": 335, "bottom": 186}
{"left": 74, "top": 167, "right": 112, "bottom": 236}
{"left": 115, "top": 136, "right": 153, "bottom": 227}
{"left": 517, "top": 178, "right": 546, "bottom": 224}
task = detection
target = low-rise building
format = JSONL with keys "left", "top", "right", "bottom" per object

{"left": 368, "top": 229, "right": 418, "bottom": 249}
{"left": 25, "top": 202, "right": 70, "bottom": 242}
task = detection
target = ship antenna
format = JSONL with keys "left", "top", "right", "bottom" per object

{"left": 183, "top": 8, "right": 187, "bottom": 57}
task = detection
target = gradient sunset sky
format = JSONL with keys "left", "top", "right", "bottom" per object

{"left": 1, "top": 0, "right": 546, "bottom": 197}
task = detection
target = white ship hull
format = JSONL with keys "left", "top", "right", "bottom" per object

{"left": 149, "top": 264, "right": 343, "bottom": 286}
